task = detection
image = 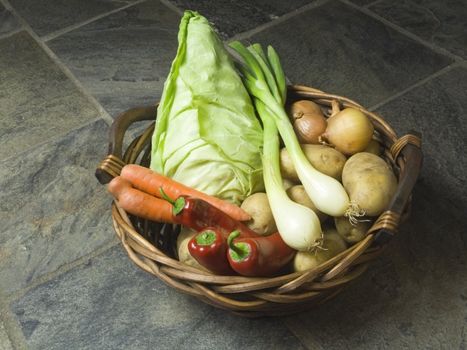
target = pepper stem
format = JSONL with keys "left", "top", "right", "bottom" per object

{"left": 159, "top": 187, "right": 185, "bottom": 215}
{"left": 195, "top": 230, "right": 217, "bottom": 246}
{"left": 227, "top": 231, "right": 250, "bottom": 261}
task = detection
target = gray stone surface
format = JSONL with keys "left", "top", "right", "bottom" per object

{"left": 11, "top": 246, "right": 303, "bottom": 350}
{"left": 8, "top": 0, "right": 139, "bottom": 37}
{"left": 2, "top": 1, "right": 467, "bottom": 348}
{"left": 0, "top": 322, "right": 13, "bottom": 350}
{"left": 0, "top": 31, "right": 102, "bottom": 162}
{"left": 47, "top": 0, "right": 180, "bottom": 118}
{"left": 249, "top": 0, "right": 452, "bottom": 107}
{"left": 348, "top": 0, "right": 375, "bottom": 6}
{"left": 167, "top": 0, "right": 315, "bottom": 39}
{"left": 178, "top": 311, "right": 307, "bottom": 350}
{"left": 0, "top": 3, "right": 21, "bottom": 37}
{"left": 376, "top": 65, "right": 467, "bottom": 226}
{"left": 0, "top": 119, "right": 116, "bottom": 295}
{"left": 287, "top": 65, "right": 467, "bottom": 350}
{"left": 370, "top": 0, "right": 467, "bottom": 59}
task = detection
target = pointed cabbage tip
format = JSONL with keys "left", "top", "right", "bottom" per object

{"left": 182, "top": 10, "right": 208, "bottom": 23}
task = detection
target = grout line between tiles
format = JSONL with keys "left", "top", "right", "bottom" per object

{"left": 5, "top": 240, "right": 120, "bottom": 305}
{"left": 0, "top": 26, "right": 23, "bottom": 40}
{"left": 2, "top": 0, "right": 114, "bottom": 127}
{"left": 339, "top": 0, "right": 464, "bottom": 62}
{"left": 0, "top": 294, "right": 28, "bottom": 350}
{"left": 158, "top": 0, "right": 184, "bottom": 16}
{"left": 0, "top": 116, "right": 109, "bottom": 165}
{"left": 363, "top": 0, "right": 385, "bottom": 8}
{"left": 41, "top": 0, "right": 148, "bottom": 42}
{"left": 367, "top": 63, "right": 458, "bottom": 111}
{"left": 227, "top": 0, "right": 332, "bottom": 42}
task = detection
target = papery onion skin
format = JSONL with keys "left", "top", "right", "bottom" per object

{"left": 288, "top": 100, "right": 327, "bottom": 144}
{"left": 321, "top": 108, "right": 374, "bottom": 155}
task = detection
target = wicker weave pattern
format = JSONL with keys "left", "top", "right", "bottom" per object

{"left": 97, "top": 85, "right": 422, "bottom": 317}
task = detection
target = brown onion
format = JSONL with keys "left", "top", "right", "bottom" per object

{"left": 288, "top": 100, "right": 327, "bottom": 144}
{"left": 321, "top": 108, "right": 374, "bottom": 155}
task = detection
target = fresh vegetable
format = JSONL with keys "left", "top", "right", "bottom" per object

{"left": 177, "top": 227, "right": 209, "bottom": 271}
{"left": 150, "top": 11, "right": 264, "bottom": 206}
{"left": 364, "top": 139, "right": 382, "bottom": 156}
{"left": 227, "top": 230, "right": 296, "bottom": 277}
{"left": 287, "top": 100, "right": 327, "bottom": 144}
{"left": 293, "top": 229, "right": 347, "bottom": 272}
{"left": 334, "top": 216, "right": 372, "bottom": 243}
{"left": 321, "top": 108, "right": 374, "bottom": 155}
{"left": 230, "top": 41, "right": 352, "bottom": 218}
{"left": 280, "top": 144, "right": 347, "bottom": 182}
{"left": 188, "top": 227, "right": 234, "bottom": 275}
{"left": 120, "top": 164, "right": 250, "bottom": 222}
{"left": 342, "top": 152, "right": 398, "bottom": 217}
{"left": 286, "top": 185, "right": 327, "bottom": 223}
{"left": 230, "top": 42, "right": 323, "bottom": 251}
{"left": 108, "top": 174, "right": 258, "bottom": 236}
{"left": 240, "top": 193, "right": 277, "bottom": 236}
{"left": 108, "top": 176, "right": 174, "bottom": 223}
{"left": 169, "top": 195, "right": 259, "bottom": 236}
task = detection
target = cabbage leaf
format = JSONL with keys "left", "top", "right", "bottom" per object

{"left": 150, "top": 11, "right": 264, "bottom": 205}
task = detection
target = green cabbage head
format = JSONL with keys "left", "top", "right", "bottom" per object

{"left": 150, "top": 11, "right": 264, "bottom": 205}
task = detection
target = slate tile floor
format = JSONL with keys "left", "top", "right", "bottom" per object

{"left": 0, "top": 0, "right": 466, "bottom": 349}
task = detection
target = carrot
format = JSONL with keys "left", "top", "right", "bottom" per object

{"left": 120, "top": 164, "right": 251, "bottom": 221}
{"left": 108, "top": 176, "right": 133, "bottom": 198}
{"left": 108, "top": 176, "right": 174, "bottom": 223}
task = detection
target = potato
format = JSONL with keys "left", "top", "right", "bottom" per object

{"left": 293, "top": 228, "right": 347, "bottom": 272}
{"left": 334, "top": 216, "right": 372, "bottom": 244}
{"left": 240, "top": 193, "right": 277, "bottom": 235}
{"left": 176, "top": 227, "right": 208, "bottom": 271}
{"left": 286, "top": 185, "right": 327, "bottom": 223}
{"left": 282, "top": 178, "right": 295, "bottom": 191}
{"left": 342, "top": 152, "right": 397, "bottom": 217}
{"left": 364, "top": 139, "right": 382, "bottom": 156}
{"left": 280, "top": 144, "right": 346, "bottom": 182}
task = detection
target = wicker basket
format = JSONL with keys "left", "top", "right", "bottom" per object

{"left": 95, "top": 85, "right": 422, "bottom": 317}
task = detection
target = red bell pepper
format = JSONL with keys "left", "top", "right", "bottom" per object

{"left": 227, "top": 230, "right": 296, "bottom": 277}
{"left": 187, "top": 227, "right": 234, "bottom": 275}
{"left": 160, "top": 191, "right": 259, "bottom": 274}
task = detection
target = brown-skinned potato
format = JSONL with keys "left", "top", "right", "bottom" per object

{"left": 280, "top": 144, "right": 347, "bottom": 182}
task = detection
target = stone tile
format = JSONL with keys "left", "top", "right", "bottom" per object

{"left": 48, "top": 0, "right": 181, "bottom": 118}
{"left": 167, "top": 0, "right": 315, "bottom": 39}
{"left": 248, "top": 0, "right": 452, "bottom": 107}
{"left": 0, "top": 3, "right": 21, "bottom": 37}
{"left": 8, "top": 0, "right": 139, "bottom": 37}
{"left": 0, "top": 322, "right": 13, "bottom": 350}
{"left": 178, "top": 309, "right": 306, "bottom": 350}
{"left": 0, "top": 119, "right": 117, "bottom": 295}
{"left": 287, "top": 66, "right": 467, "bottom": 350}
{"left": 376, "top": 65, "right": 467, "bottom": 226}
{"left": 10, "top": 246, "right": 212, "bottom": 350}
{"left": 10, "top": 245, "right": 304, "bottom": 349}
{"left": 0, "top": 31, "right": 101, "bottom": 162}
{"left": 369, "top": 0, "right": 467, "bottom": 59}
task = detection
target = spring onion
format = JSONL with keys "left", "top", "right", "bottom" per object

{"left": 229, "top": 42, "right": 322, "bottom": 251}
{"left": 229, "top": 41, "right": 352, "bottom": 219}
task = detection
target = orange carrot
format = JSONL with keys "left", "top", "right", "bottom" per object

{"left": 108, "top": 176, "right": 174, "bottom": 223}
{"left": 120, "top": 164, "right": 251, "bottom": 221}
{"left": 108, "top": 176, "right": 133, "bottom": 198}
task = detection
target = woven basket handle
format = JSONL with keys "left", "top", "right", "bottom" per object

{"left": 95, "top": 105, "right": 156, "bottom": 184}
{"left": 370, "top": 131, "right": 423, "bottom": 245}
